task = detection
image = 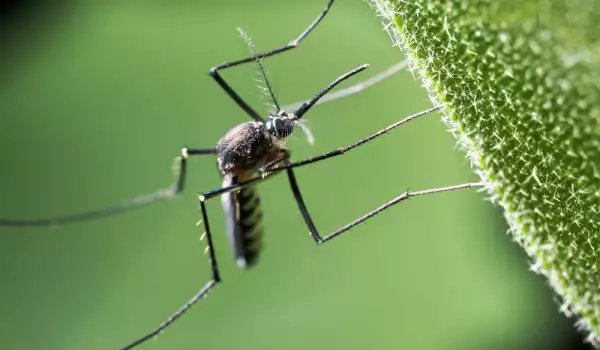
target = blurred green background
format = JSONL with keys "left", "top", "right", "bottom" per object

{"left": 0, "top": 1, "right": 582, "bottom": 349}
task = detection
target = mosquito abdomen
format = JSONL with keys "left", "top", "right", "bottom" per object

{"left": 221, "top": 173, "right": 264, "bottom": 269}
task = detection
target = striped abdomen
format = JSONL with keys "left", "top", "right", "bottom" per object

{"left": 221, "top": 173, "right": 264, "bottom": 269}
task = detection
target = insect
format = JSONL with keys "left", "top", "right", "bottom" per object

{"left": 0, "top": 0, "right": 484, "bottom": 349}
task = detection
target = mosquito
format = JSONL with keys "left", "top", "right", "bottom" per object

{"left": 0, "top": 0, "right": 484, "bottom": 349}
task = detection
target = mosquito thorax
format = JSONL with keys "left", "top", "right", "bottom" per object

{"left": 216, "top": 120, "right": 284, "bottom": 174}
{"left": 265, "top": 111, "right": 296, "bottom": 140}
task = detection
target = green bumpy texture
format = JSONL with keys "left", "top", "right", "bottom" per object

{"left": 372, "top": 0, "right": 600, "bottom": 344}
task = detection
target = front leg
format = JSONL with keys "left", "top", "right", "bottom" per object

{"left": 208, "top": 0, "right": 336, "bottom": 122}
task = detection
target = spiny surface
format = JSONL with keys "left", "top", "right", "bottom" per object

{"left": 371, "top": 0, "right": 600, "bottom": 344}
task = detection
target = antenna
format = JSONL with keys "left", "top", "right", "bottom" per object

{"left": 237, "top": 28, "right": 281, "bottom": 111}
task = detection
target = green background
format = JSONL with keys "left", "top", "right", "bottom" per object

{"left": 0, "top": 1, "right": 574, "bottom": 349}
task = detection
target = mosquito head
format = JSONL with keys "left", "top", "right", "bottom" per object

{"left": 265, "top": 111, "right": 296, "bottom": 139}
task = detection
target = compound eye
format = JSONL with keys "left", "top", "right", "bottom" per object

{"left": 274, "top": 118, "right": 285, "bottom": 133}
{"left": 285, "top": 124, "right": 294, "bottom": 137}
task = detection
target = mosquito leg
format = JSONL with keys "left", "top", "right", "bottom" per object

{"left": 202, "top": 171, "right": 282, "bottom": 201}
{"left": 286, "top": 169, "right": 484, "bottom": 243}
{"left": 270, "top": 106, "right": 443, "bottom": 175}
{"left": 257, "top": 149, "right": 292, "bottom": 178}
{"left": 209, "top": 0, "right": 335, "bottom": 122}
{"left": 120, "top": 168, "right": 291, "bottom": 349}
{"left": 285, "top": 169, "right": 319, "bottom": 242}
{"left": 0, "top": 147, "right": 217, "bottom": 227}
{"left": 262, "top": 156, "right": 287, "bottom": 173}
{"left": 120, "top": 193, "right": 221, "bottom": 350}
